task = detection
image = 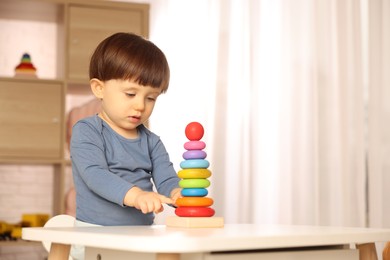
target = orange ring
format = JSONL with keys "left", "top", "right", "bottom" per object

{"left": 176, "top": 197, "right": 214, "bottom": 207}
{"left": 178, "top": 169, "right": 212, "bottom": 179}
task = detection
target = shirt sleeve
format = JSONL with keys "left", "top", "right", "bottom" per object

{"left": 148, "top": 134, "right": 180, "bottom": 197}
{"left": 70, "top": 121, "right": 134, "bottom": 206}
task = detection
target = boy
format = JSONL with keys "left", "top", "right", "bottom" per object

{"left": 70, "top": 32, "right": 181, "bottom": 226}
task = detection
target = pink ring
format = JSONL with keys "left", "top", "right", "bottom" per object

{"left": 184, "top": 141, "right": 206, "bottom": 150}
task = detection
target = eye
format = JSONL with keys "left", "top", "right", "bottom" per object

{"left": 147, "top": 96, "right": 157, "bottom": 102}
{"left": 126, "top": 93, "right": 136, "bottom": 97}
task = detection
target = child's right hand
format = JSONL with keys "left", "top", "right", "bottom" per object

{"left": 124, "top": 186, "right": 173, "bottom": 214}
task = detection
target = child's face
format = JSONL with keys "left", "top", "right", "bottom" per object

{"left": 98, "top": 79, "right": 161, "bottom": 138}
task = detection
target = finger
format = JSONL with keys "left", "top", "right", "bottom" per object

{"left": 154, "top": 203, "right": 164, "bottom": 214}
{"left": 171, "top": 189, "right": 182, "bottom": 200}
{"left": 142, "top": 201, "right": 154, "bottom": 214}
{"left": 141, "top": 203, "right": 150, "bottom": 214}
{"left": 148, "top": 200, "right": 157, "bottom": 213}
{"left": 159, "top": 195, "right": 174, "bottom": 204}
{"left": 155, "top": 199, "right": 164, "bottom": 212}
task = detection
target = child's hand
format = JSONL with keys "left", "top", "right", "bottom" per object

{"left": 124, "top": 187, "right": 173, "bottom": 214}
{"left": 170, "top": 188, "right": 182, "bottom": 206}
{"left": 134, "top": 191, "right": 173, "bottom": 214}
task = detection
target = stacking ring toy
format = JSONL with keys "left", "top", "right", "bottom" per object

{"left": 178, "top": 169, "right": 211, "bottom": 179}
{"left": 175, "top": 207, "right": 215, "bottom": 217}
{"left": 179, "top": 179, "right": 210, "bottom": 188}
{"left": 184, "top": 141, "right": 206, "bottom": 150}
{"left": 176, "top": 197, "right": 214, "bottom": 207}
{"left": 180, "top": 159, "right": 209, "bottom": 169}
{"left": 183, "top": 150, "right": 207, "bottom": 160}
{"left": 181, "top": 188, "right": 208, "bottom": 197}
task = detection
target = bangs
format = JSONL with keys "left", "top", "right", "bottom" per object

{"left": 118, "top": 45, "right": 170, "bottom": 92}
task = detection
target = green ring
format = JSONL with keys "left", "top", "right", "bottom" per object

{"left": 179, "top": 179, "right": 210, "bottom": 188}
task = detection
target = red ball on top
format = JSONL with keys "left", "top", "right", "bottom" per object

{"left": 185, "top": 122, "right": 204, "bottom": 141}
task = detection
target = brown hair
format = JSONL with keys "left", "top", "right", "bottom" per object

{"left": 89, "top": 32, "right": 170, "bottom": 93}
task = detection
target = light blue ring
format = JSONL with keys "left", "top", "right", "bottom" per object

{"left": 180, "top": 159, "right": 210, "bottom": 169}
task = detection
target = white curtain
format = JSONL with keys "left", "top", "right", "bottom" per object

{"left": 208, "top": 0, "right": 366, "bottom": 226}
{"left": 368, "top": 0, "right": 390, "bottom": 229}
{"left": 142, "top": 0, "right": 388, "bottom": 228}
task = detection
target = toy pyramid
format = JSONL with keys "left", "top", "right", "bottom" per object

{"left": 15, "top": 53, "right": 37, "bottom": 78}
{"left": 166, "top": 122, "right": 224, "bottom": 228}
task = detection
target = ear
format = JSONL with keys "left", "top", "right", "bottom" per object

{"left": 90, "top": 78, "right": 104, "bottom": 99}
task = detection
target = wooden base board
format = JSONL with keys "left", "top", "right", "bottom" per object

{"left": 166, "top": 216, "right": 224, "bottom": 228}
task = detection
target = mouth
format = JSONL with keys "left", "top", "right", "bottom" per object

{"left": 128, "top": 115, "right": 141, "bottom": 123}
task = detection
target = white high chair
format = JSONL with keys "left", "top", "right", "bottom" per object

{"left": 43, "top": 214, "right": 75, "bottom": 260}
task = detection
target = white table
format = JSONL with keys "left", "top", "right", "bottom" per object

{"left": 22, "top": 224, "right": 390, "bottom": 260}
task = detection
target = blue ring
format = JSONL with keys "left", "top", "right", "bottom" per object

{"left": 181, "top": 188, "right": 208, "bottom": 197}
{"left": 180, "top": 159, "right": 210, "bottom": 169}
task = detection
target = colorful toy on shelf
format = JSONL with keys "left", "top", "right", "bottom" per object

{"left": 14, "top": 53, "right": 37, "bottom": 78}
{"left": 0, "top": 214, "right": 49, "bottom": 241}
{"left": 166, "top": 122, "right": 224, "bottom": 228}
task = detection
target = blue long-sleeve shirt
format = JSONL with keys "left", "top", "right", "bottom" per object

{"left": 70, "top": 115, "right": 180, "bottom": 226}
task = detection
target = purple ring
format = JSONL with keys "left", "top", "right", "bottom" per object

{"left": 183, "top": 150, "right": 207, "bottom": 160}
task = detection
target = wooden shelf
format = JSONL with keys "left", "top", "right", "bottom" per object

{"left": 0, "top": 0, "right": 149, "bottom": 218}
{"left": 66, "top": 80, "right": 91, "bottom": 95}
{"left": 0, "top": 158, "right": 65, "bottom": 165}
{"left": 0, "top": 240, "right": 42, "bottom": 247}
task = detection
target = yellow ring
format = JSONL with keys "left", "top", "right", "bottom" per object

{"left": 178, "top": 169, "right": 212, "bottom": 179}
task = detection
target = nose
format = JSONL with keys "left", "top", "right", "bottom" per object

{"left": 134, "top": 97, "right": 145, "bottom": 112}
